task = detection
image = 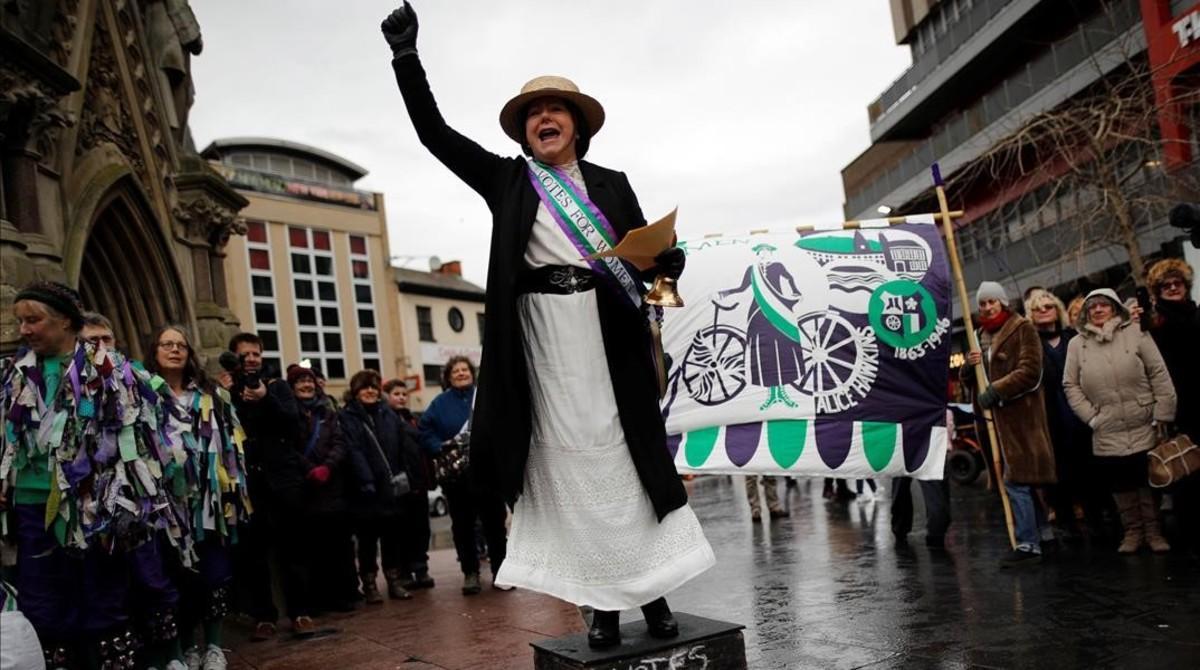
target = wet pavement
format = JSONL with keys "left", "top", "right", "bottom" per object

{"left": 228, "top": 476, "right": 1200, "bottom": 669}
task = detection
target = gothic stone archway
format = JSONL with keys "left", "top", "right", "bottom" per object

{"left": 78, "top": 180, "right": 189, "bottom": 360}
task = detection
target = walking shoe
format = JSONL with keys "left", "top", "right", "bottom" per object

{"left": 165, "top": 660, "right": 188, "bottom": 670}
{"left": 250, "top": 621, "right": 276, "bottom": 642}
{"left": 587, "top": 610, "right": 620, "bottom": 648}
{"left": 768, "top": 507, "right": 790, "bottom": 519}
{"left": 292, "top": 616, "right": 316, "bottom": 637}
{"left": 361, "top": 579, "right": 384, "bottom": 605}
{"left": 183, "top": 647, "right": 203, "bottom": 670}
{"left": 385, "top": 569, "right": 414, "bottom": 600}
{"left": 201, "top": 645, "right": 227, "bottom": 670}
{"left": 493, "top": 573, "right": 514, "bottom": 591}
{"left": 641, "top": 597, "right": 679, "bottom": 639}
{"left": 412, "top": 570, "right": 435, "bottom": 589}
{"left": 999, "top": 548, "right": 1042, "bottom": 568}
{"left": 462, "top": 572, "right": 482, "bottom": 595}
{"left": 750, "top": 510, "right": 762, "bottom": 523}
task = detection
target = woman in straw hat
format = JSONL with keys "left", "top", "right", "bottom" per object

{"left": 382, "top": 2, "right": 714, "bottom": 647}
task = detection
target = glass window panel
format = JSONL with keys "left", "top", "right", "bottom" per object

{"left": 352, "top": 260, "right": 369, "bottom": 279}
{"left": 358, "top": 309, "right": 376, "bottom": 328}
{"left": 318, "top": 282, "right": 336, "bottom": 301}
{"left": 294, "top": 279, "right": 314, "bottom": 300}
{"left": 246, "top": 221, "right": 267, "bottom": 243}
{"left": 448, "top": 307, "right": 464, "bottom": 333}
{"left": 251, "top": 276, "right": 273, "bottom": 297}
{"left": 269, "top": 155, "right": 291, "bottom": 174}
{"left": 259, "top": 330, "right": 280, "bottom": 352}
{"left": 313, "top": 230, "right": 331, "bottom": 250}
{"left": 320, "top": 306, "right": 339, "bottom": 327}
{"left": 232, "top": 153, "right": 252, "bottom": 167}
{"left": 361, "top": 333, "right": 378, "bottom": 353}
{"left": 315, "top": 256, "right": 333, "bottom": 276}
{"left": 364, "top": 358, "right": 381, "bottom": 372}
{"left": 289, "top": 227, "right": 308, "bottom": 248}
{"left": 297, "top": 305, "right": 317, "bottom": 326}
{"left": 355, "top": 284, "right": 372, "bottom": 303}
{"left": 423, "top": 364, "right": 442, "bottom": 385}
{"left": 323, "top": 333, "right": 342, "bottom": 353}
{"left": 350, "top": 235, "right": 367, "bottom": 255}
{"left": 291, "top": 253, "right": 311, "bottom": 274}
{"left": 417, "top": 306, "right": 434, "bottom": 342}
{"left": 254, "top": 302, "right": 276, "bottom": 325}
{"left": 326, "top": 358, "right": 346, "bottom": 380}
{"left": 249, "top": 249, "right": 270, "bottom": 270}
{"left": 300, "top": 331, "right": 319, "bottom": 352}
{"left": 264, "top": 357, "right": 282, "bottom": 373}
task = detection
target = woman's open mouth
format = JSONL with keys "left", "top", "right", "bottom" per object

{"left": 538, "top": 127, "right": 561, "bottom": 142}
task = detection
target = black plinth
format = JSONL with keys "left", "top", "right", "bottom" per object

{"left": 532, "top": 613, "right": 746, "bottom": 670}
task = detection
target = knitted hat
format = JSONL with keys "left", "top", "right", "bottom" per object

{"left": 975, "top": 281, "right": 1009, "bottom": 307}
{"left": 14, "top": 281, "right": 84, "bottom": 330}
{"left": 1146, "top": 258, "right": 1193, "bottom": 295}
{"left": 286, "top": 364, "right": 316, "bottom": 386}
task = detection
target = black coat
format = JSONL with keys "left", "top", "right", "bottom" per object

{"left": 339, "top": 401, "right": 427, "bottom": 514}
{"left": 231, "top": 377, "right": 304, "bottom": 500}
{"left": 1151, "top": 300, "right": 1199, "bottom": 441}
{"left": 392, "top": 55, "right": 687, "bottom": 521}
{"left": 296, "top": 401, "right": 349, "bottom": 515}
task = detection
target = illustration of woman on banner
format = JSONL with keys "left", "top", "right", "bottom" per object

{"left": 718, "top": 244, "right": 807, "bottom": 410}
{"left": 382, "top": 1, "right": 714, "bottom": 649}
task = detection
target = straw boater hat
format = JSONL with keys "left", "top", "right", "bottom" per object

{"left": 498, "top": 76, "right": 605, "bottom": 145}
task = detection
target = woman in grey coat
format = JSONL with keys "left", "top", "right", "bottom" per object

{"left": 1063, "top": 288, "right": 1177, "bottom": 553}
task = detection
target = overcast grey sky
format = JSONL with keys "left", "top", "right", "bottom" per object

{"left": 189, "top": 1, "right": 910, "bottom": 286}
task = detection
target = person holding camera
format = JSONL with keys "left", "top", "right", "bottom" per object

{"left": 339, "top": 370, "right": 428, "bottom": 603}
{"left": 218, "top": 332, "right": 302, "bottom": 640}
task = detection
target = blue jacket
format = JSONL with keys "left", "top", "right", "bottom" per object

{"left": 418, "top": 386, "right": 473, "bottom": 454}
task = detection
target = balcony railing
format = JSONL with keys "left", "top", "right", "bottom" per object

{"left": 868, "top": 0, "right": 1017, "bottom": 126}
{"left": 846, "top": 0, "right": 1142, "bottom": 218}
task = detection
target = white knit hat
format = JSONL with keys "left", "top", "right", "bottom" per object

{"left": 975, "top": 281, "right": 1009, "bottom": 307}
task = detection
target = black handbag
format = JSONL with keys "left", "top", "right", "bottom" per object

{"left": 432, "top": 431, "right": 470, "bottom": 485}
{"left": 364, "top": 423, "right": 411, "bottom": 497}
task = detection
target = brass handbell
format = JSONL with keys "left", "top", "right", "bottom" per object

{"left": 645, "top": 274, "right": 684, "bottom": 308}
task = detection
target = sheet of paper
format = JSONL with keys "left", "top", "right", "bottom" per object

{"left": 586, "top": 208, "right": 677, "bottom": 271}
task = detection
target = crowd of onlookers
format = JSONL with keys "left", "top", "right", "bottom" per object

{"left": 0, "top": 282, "right": 507, "bottom": 670}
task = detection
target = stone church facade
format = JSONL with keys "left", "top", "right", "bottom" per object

{"left": 0, "top": 0, "right": 246, "bottom": 362}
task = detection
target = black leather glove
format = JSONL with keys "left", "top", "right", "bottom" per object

{"left": 654, "top": 246, "right": 686, "bottom": 280}
{"left": 381, "top": 1, "right": 419, "bottom": 59}
{"left": 977, "top": 385, "right": 1000, "bottom": 410}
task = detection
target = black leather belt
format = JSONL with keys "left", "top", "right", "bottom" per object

{"left": 516, "top": 265, "right": 596, "bottom": 295}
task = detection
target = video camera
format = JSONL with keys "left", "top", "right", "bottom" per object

{"left": 1169, "top": 203, "right": 1200, "bottom": 249}
{"left": 218, "top": 350, "right": 262, "bottom": 390}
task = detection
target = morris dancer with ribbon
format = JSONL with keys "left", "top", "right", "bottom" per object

{"left": 382, "top": 2, "right": 714, "bottom": 648}
{"left": 143, "top": 324, "right": 250, "bottom": 669}
{"left": 1, "top": 281, "right": 181, "bottom": 669}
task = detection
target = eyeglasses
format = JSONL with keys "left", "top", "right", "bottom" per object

{"left": 157, "top": 341, "right": 189, "bottom": 351}
{"left": 1158, "top": 279, "right": 1185, "bottom": 291}
{"left": 1031, "top": 304, "right": 1057, "bottom": 312}
{"left": 86, "top": 335, "right": 115, "bottom": 346}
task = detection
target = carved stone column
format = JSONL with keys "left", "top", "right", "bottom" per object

{"left": 172, "top": 159, "right": 248, "bottom": 362}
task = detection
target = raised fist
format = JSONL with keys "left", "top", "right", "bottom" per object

{"left": 381, "top": 1, "right": 419, "bottom": 58}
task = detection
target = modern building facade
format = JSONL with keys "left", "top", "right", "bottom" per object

{"left": 204, "top": 137, "right": 403, "bottom": 399}
{"left": 842, "top": 0, "right": 1199, "bottom": 314}
{"left": 1, "top": 1, "right": 247, "bottom": 361}
{"left": 394, "top": 262, "right": 485, "bottom": 411}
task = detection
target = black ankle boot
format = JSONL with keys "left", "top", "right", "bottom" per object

{"left": 641, "top": 597, "right": 679, "bottom": 638}
{"left": 587, "top": 609, "right": 621, "bottom": 648}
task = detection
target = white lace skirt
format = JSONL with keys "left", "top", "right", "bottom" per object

{"left": 493, "top": 289, "right": 715, "bottom": 611}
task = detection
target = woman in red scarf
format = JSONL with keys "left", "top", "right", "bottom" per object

{"left": 961, "top": 281, "right": 1056, "bottom": 567}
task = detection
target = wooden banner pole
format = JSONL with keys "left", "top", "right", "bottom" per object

{"left": 931, "top": 164, "right": 1017, "bottom": 550}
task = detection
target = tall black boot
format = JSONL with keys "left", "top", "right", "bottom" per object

{"left": 641, "top": 597, "right": 679, "bottom": 639}
{"left": 587, "top": 609, "right": 620, "bottom": 648}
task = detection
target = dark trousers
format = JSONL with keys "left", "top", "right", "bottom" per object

{"left": 356, "top": 511, "right": 403, "bottom": 577}
{"left": 128, "top": 533, "right": 180, "bottom": 646}
{"left": 310, "top": 511, "right": 360, "bottom": 608}
{"left": 272, "top": 503, "right": 316, "bottom": 619}
{"left": 168, "top": 537, "right": 234, "bottom": 632}
{"left": 232, "top": 505, "right": 278, "bottom": 623}
{"left": 891, "top": 477, "right": 951, "bottom": 539}
{"left": 444, "top": 480, "right": 507, "bottom": 576}
{"left": 13, "top": 504, "right": 130, "bottom": 645}
{"left": 397, "top": 492, "right": 431, "bottom": 576}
